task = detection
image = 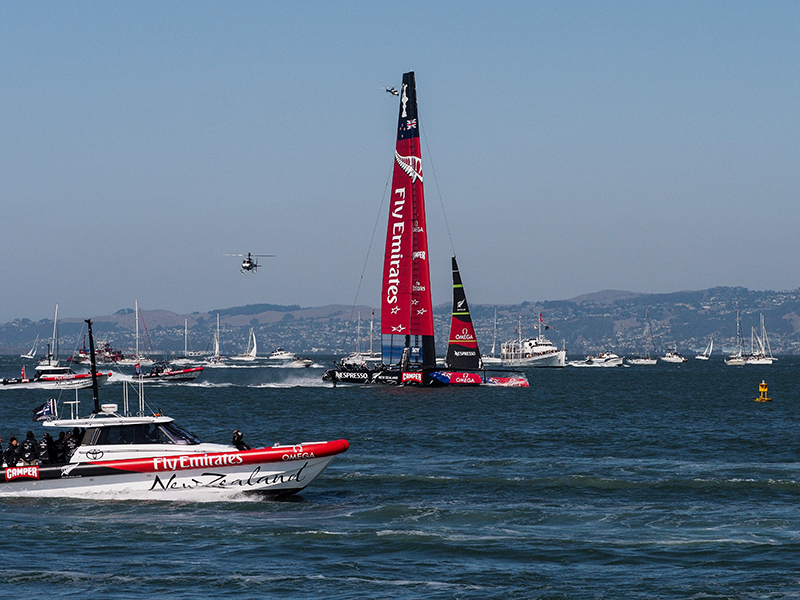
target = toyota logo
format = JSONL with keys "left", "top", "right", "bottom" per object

{"left": 86, "top": 449, "right": 104, "bottom": 461}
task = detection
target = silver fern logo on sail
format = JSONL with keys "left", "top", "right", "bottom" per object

{"left": 395, "top": 152, "right": 423, "bottom": 183}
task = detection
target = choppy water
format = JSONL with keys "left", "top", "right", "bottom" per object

{"left": 1, "top": 355, "right": 799, "bottom": 598}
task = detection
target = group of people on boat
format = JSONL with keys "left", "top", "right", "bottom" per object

{"left": 2, "top": 428, "right": 84, "bottom": 467}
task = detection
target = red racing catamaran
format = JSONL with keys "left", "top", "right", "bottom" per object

{"left": 324, "top": 72, "right": 527, "bottom": 387}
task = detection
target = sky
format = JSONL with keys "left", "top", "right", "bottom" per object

{"left": 1, "top": 2, "right": 798, "bottom": 322}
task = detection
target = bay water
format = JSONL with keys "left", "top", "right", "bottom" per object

{"left": 1, "top": 356, "right": 798, "bottom": 598}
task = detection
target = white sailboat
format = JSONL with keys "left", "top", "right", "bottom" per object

{"left": 37, "top": 304, "right": 60, "bottom": 367}
{"left": 231, "top": 327, "right": 258, "bottom": 361}
{"left": 21, "top": 335, "right": 39, "bottom": 359}
{"left": 627, "top": 307, "right": 658, "bottom": 365}
{"left": 725, "top": 311, "right": 746, "bottom": 366}
{"left": 205, "top": 314, "right": 224, "bottom": 364}
{"left": 172, "top": 318, "right": 199, "bottom": 365}
{"left": 118, "top": 300, "right": 154, "bottom": 366}
{"left": 481, "top": 308, "right": 502, "bottom": 365}
{"left": 746, "top": 314, "right": 775, "bottom": 365}
{"left": 340, "top": 312, "right": 382, "bottom": 367}
{"left": 695, "top": 338, "right": 713, "bottom": 360}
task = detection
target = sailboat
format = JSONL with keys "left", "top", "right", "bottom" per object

{"left": 20, "top": 335, "right": 39, "bottom": 359}
{"left": 37, "top": 304, "right": 60, "bottom": 367}
{"left": 481, "top": 308, "right": 502, "bottom": 365}
{"left": 746, "top": 313, "right": 775, "bottom": 365}
{"left": 725, "top": 311, "right": 746, "bottom": 366}
{"left": 322, "top": 72, "right": 526, "bottom": 387}
{"left": 627, "top": 308, "right": 658, "bottom": 365}
{"left": 340, "top": 312, "right": 383, "bottom": 368}
{"left": 205, "top": 314, "right": 224, "bottom": 365}
{"left": 117, "top": 300, "right": 154, "bottom": 366}
{"left": 231, "top": 327, "right": 258, "bottom": 361}
{"left": 695, "top": 338, "right": 713, "bottom": 360}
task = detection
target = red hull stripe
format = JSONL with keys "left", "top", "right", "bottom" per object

{"left": 86, "top": 439, "right": 349, "bottom": 475}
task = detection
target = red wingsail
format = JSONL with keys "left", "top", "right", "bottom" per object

{"left": 381, "top": 72, "right": 435, "bottom": 368}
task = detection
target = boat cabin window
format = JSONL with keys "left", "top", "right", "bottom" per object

{"left": 92, "top": 423, "right": 200, "bottom": 446}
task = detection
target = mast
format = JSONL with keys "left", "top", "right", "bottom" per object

{"left": 381, "top": 71, "right": 435, "bottom": 369}
{"left": 215, "top": 313, "right": 221, "bottom": 358}
{"left": 134, "top": 299, "right": 139, "bottom": 358}
{"left": 184, "top": 318, "right": 188, "bottom": 357}
{"left": 491, "top": 308, "right": 497, "bottom": 357}
{"left": 444, "top": 256, "right": 481, "bottom": 370}
{"left": 85, "top": 319, "right": 101, "bottom": 414}
{"left": 369, "top": 310, "right": 375, "bottom": 357}
{"left": 53, "top": 303, "right": 59, "bottom": 363}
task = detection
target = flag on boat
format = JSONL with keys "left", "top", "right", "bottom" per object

{"left": 32, "top": 399, "right": 56, "bottom": 422}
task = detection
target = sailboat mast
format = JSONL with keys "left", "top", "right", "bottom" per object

{"left": 54, "top": 304, "right": 59, "bottom": 362}
{"left": 380, "top": 71, "right": 435, "bottom": 369}
{"left": 135, "top": 299, "right": 139, "bottom": 358}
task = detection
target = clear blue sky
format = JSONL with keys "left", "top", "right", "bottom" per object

{"left": 1, "top": 2, "right": 798, "bottom": 322}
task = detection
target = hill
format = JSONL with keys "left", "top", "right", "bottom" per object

{"left": 2, "top": 287, "right": 800, "bottom": 357}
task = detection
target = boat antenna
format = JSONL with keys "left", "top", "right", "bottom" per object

{"left": 85, "top": 319, "right": 101, "bottom": 414}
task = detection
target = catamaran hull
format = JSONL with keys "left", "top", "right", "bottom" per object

{"left": 323, "top": 368, "right": 528, "bottom": 387}
{"left": 0, "top": 441, "right": 348, "bottom": 498}
{"left": 1, "top": 373, "right": 111, "bottom": 390}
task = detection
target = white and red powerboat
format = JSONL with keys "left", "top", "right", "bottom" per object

{"left": 0, "top": 405, "right": 348, "bottom": 497}
{"left": 0, "top": 319, "right": 348, "bottom": 498}
{"left": 2, "top": 363, "right": 111, "bottom": 390}
{"left": 134, "top": 362, "right": 204, "bottom": 382}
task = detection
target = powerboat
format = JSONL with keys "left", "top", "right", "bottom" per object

{"left": 569, "top": 352, "right": 624, "bottom": 367}
{"left": 0, "top": 403, "right": 347, "bottom": 497}
{"left": 134, "top": 362, "right": 204, "bottom": 382}
{"left": 287, "top": 356, "right": 313, "bottom": 368}
{"left": 0, "top": 320, "right": 348, "bottom": 498}
{"left": 268, "top": 348, "right": 296, "bottom": 361}
{"left": 2, "top": 363, "right": 111, "bottom": 390}
{"left": 660, "top": 349, "right": 687, "bottom": 363}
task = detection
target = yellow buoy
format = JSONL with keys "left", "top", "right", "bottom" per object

{"left": 755, "top": 380, "right": 772, "bottom": 402}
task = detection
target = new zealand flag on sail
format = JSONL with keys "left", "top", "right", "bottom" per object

{"left": 397, "top": 74, "right": 419, "bottom": 141}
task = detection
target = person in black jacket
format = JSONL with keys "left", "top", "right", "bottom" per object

{"left": 54, "top": 431, "right": 67, "bottom": 463}
{"left": 5, "top": 437, "right": 21, "bottom": 467}
{"left": 232, "top": 430, "right": 251, "bottom": 451}
{"left": 39, "top": 432, "right": 55, "bottom": 465}
{"left": 21, "top": 431, "right": 40, "bottom": 465}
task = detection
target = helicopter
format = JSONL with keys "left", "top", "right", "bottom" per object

{"left": 384, "top": 86, "right": 399, "bottom": 96}
{"left": 225, "top": 252, "right": 275, "bottom": 274}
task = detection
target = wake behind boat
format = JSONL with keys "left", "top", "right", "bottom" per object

{"left": 0, "top": 320, "right": 347, "bottom": 498}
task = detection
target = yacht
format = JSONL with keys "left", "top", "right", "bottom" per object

{"left": 268, "top": 348, "right": 296, "bottom": 361}
{"left": 500, "top": 315, "right": 566, "bottom": 368}
{"left": 660, "top": 349, "right": 687, "bottom": 363}
{"left": 569, "top": 352, "right": 624, "bottom": 367}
